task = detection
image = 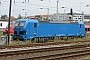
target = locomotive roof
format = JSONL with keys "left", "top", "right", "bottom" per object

{"left": 39, "top": 20, "right": 84, "bottom": 24}
{"left": 16, "top": 19, "right": 38, "bottom": 23}
{"left": 16, "top": 19, "right": 84, "bottom": 24}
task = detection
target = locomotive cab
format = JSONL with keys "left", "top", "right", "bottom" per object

{"left": 78, "top": 22, "right": 86, "bottom": 37}
{"left": 14, "top": 19, "right": 38, "bottom": 41}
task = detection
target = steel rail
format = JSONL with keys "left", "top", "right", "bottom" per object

{"left": 0, "top": 44, "right": 90, "bottom": 57}
{"left": 0, "top": 40, "right": 90, "bottom": 50}
{"left": 19, "top": 49, "right": 90, "bottom": 60}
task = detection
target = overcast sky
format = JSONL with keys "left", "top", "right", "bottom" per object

{"left": 0, "top": 0, "right": 90, "bottom": 18}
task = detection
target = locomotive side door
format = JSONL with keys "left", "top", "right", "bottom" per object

{"left": 79, "top": 24, "right": 82, "bottom": 36}
{"left": 79, "top": 24, "right": 86, "bottom": 37}
{"left": 34, "top": 23, "right": 37, "bottom": 36}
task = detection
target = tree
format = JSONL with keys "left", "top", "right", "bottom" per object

{"left": 35, "top": 15, "right": 42, "bottom": 20}
{"left": 45, "top": 17, "right": 48, "bottom": 20}
{"left": 1, "top": 14, "right": 8, "bottom": 19}
{"left": 17, "top": 14, "right": 22, "bottom": 19}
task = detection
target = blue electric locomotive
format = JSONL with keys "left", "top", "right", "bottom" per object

{"left": 13, "top": 19, "right": 86, "bottom": 41}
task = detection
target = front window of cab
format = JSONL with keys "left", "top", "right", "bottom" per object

{"left": 15, "top": 21, "right": 25, "bottom": 27}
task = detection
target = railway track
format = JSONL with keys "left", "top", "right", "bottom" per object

{"left": 20, "top": 49, "right": 90, "bottom": 60}
{"left": 0, "top": 43, "right": 90, "bottom": 60}
{"left": 0, "top": 40, "right": 90, "bottom": 50}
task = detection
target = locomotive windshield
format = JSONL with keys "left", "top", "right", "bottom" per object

{"left": 15, "top": 21, "right": 25, "bottom": 27}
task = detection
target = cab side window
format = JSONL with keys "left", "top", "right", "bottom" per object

{"left": 80, "top": 24, "right": 81, "bottom": 28}
{"left": 34, "top": 23, "right": 37, "bottom": 28}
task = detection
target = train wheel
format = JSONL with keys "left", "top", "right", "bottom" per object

{"left": 66, "top": 37, "right": 68, "bottom": 40}
{"left": 80, "top": 36, "right": 83, "bottom": 38}
{"left": 51, "top": 37, "right": 55, "bottom": 40}
{"left": 37, "top": 38, "right": 38, "bottom": 43}
{"left": 60, "top": 37, "right": 63, "bottom": 40}
{"left": 58, "top": 36, "right": 60, "bottom": 40}
{"left": 31, "top": 38, "right": 35, "bottom": 43}
{"left": 56, "top": 37, "right": 58, "bottom": 40}
{"left": 71, "top": 36, "right": 74, "bottom": 39}
{"left": 36, "top": 38, "right": 39, "bottom": 43}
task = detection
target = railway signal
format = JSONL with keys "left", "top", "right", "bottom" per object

{"left": 70, "top": 8, "right": 73, "bottom": 15}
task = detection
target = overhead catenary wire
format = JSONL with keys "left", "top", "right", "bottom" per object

{"left": 0, "top": 0, "right": 90, "bottom": 17}
{"left": 0, "top": 0, "right": 89, "bottom": 9}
